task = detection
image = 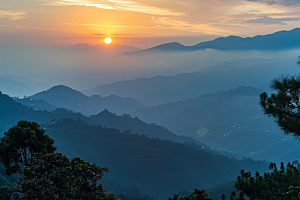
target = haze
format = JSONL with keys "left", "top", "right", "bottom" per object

{"left": 1, "top": 0, "right": 300, "bottom": 199}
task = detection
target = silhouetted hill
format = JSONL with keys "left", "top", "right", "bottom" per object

{"left": 30, "top": 85, "right": 147, "bottom": 115}
{"left": 134, "top": 86, "right": 300, "bottom": 162}
{"left": 44, "top": 118, "right": 268, "bottom": 199}
{"left": 91, "top": 109, "right": 202, "bottom": 144}
{"left": 84, "top": 58, "right": 298, "bottom": 106}
{"left": 122, "top": 28, "right": 300, "bottom": 55}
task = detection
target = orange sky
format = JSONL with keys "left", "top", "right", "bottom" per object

{"left": 1, "top": 0, "right": 300, "bottom": 48}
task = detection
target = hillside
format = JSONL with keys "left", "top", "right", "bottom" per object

{"left": 30, "top": 85, "right": 147, "bottom": 115}
{"left": 15, "top": 98, "right": 57, "bottom": 111}
{"left": 134, "top": 86, "right": 300, "bottom": 162}
{"left": 91, "top": 109, "right": 202, "bottom": 144}
{"left": 43, "top": 118, "right": 268, "bottom": 199}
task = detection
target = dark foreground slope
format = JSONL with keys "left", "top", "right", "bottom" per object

{"left": 44, "top": 119, "right": 268, "bottom": 199}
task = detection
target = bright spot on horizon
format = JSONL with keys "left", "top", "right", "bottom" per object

{"left": 104, "top": 37, "right": 112, "bottom": 44}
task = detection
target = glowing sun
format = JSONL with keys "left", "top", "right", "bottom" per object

{"left": 104, "top": 37, "right": 112, "bottom": 44}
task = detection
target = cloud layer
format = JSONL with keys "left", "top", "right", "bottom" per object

{"left": 44, "top": 0, "right": 182, "bottom": 16}
{"left": 247, "top": 0, "right": 300, "bottom": 6}
{"left": 0, "top": 10, "right": 27, "bottom": 21}
{"left": 245, "top": 16, "right": 300, "bottom": 25}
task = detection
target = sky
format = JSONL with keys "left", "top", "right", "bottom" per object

{"left": 1, "top": 0, "right": 300, "bottom": 48}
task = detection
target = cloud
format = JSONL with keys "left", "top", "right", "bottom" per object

{"left": 246, "top": 0, "right": 300, "bottom": 6}
{"left": 0, "top": 10, "right": 27, "bottom": 21}
{"left": 62, "top": 23, "right": 155, "bottom": 28}
{"left": 0, "top": 24, "right": 59, "bottom": 30}
{"left": 244, "top": 15, "right": 300, "bottom": 25}
{"left": 44, "top": 0, "right": 182, "bottom": 16}
{"left": 93, "top": 33, "right": 152, "bottom": 37}
{"left": 153, "top": 17, "right": 237, "bottom": 35}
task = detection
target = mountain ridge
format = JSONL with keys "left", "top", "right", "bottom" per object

{"left": 30, "top": 85, "right": 147, "bottom": 115}
{"left": 84, "top": 58, "right": 298, "bottom": 106}
{"left": 121, "top": 28, "right": 300, "bottom": 55}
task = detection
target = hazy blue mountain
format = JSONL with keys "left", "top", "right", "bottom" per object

{"left": 0, "top": 92, "right": 198, "bottom": 145}
{"left": 134, "top": 86, "right": 300, "bottom": 163}
{"left": 122, "top": 28, "right": 300, "bottom": 55}
{"left": 0, "top": 77, "right": 38, "bottom": 98}
{"left": 43, "top": 118, "right": 268, "bottom": 199}
{"left": 0, "top": 91, "right": 93, "bottom": 134}
{"left": 14, "top": 97, "right": 57, "bottom": 111}
{"left": 30, "top": 85, "right": 147, "bottom": 115}
{"left": 84, "top": 58, "right": 298, "bottom": 106}
{"left": 90, "top": 109, "right": 202, "bottom": 144}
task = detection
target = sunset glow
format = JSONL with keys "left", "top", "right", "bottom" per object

{"left": 0, "top": 0, "right": 299, "bottom": 47}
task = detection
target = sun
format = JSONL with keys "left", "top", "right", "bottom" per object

{"left": 104, "top": 37, "right": 112, "bottom": 44}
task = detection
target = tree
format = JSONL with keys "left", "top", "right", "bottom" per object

{"left": 14, "top": 153, "right": 109, "bottom": 199}
{"left": 0, "top": 120, "right": 56, "bottom": 175}
{"left": 260, "top": 74, "right": 300, "bottom": 138}
{"left": 234, "top": 162, "right": 300, "bottom": 200}
{"left": 260, "top": 56, "right": 300, "bottom": 138}
{"left": 169, "top": 188, "right": 212, "bottom": 200}
{"left": 0, "top": 186, "right": 14, "bottom": 200}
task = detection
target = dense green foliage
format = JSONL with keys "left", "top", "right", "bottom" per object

{"left": 233, "top": 162, "right": 300, "bottom": 199}
{"left": 0, "top": 120, "right": 56, "bottom": 175}
{"left": 0, "top": 121, "right": 111, "bottom": 199}
{"left": 168, "top": 188, "right": 212, "bottom": 200}
{"left": 101, "top": 179, "right": 155, "bottom": 200}
{"left": 14, "top": 153, "right": 109, "bottom": 199}
{"left": 206, "top": 180, "right": 237, "bottom": 200}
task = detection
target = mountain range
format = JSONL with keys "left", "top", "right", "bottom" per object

{"left": 12, "top": 83, "right": 300, "bottom": 163}
{"left": 26, "top": 85, "right": 147, "bottom": 115}
{"left": 122, "top": 28, "right": 300, "bottom": 55}
{"left": 0, "top": 91, "right": 200, "bottom": 145}
{"left": 84, "top": 57, "right": 298, "bottom": 106}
